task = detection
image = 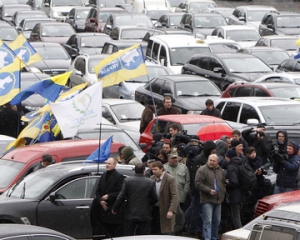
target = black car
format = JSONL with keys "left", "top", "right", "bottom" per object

{"left": 0, "top": 162, "right": 135, "bottom": 239}
{"left": 64, "top": 7, "right": 92, "bottom": 32}
{"left": 181, "top": 53, "right": 273, "bottom": 91}
{"left": 135, "top": 74, "right": 222, "bottom": 114}
{"left": 28, "top": 42, "right": 71, "bottom": 76}
{"left": 63, "top": 33, "right": 111, "bottom": 59}
{"left": 0, "top": 224, "right": 75, "bottom": 240}
{"left": 259, "top": 11, "right": 300, "bottom": 36}
{"left": 154, "top": 12, "right": 184, "bottom": 28}
{"left": 237, "top": 47, "right": 290, "bottom": 70}
{"left": 276, "top": 58, "right": 300, "bottom": 73}
{"left": 177, "top": 12, "right": 227, "bottom": 37}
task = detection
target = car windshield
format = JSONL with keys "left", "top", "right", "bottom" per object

{"left": 270, "top": 39, "right": 298, "bottom": 51}
{"left": 0, "top": 159, "right": 25, "bottom": 189}
{"left": 4, "top": 7, "right": 27, "bottom": 17}
{"left": 52, "top": 0, "right": 83, "bottom": 6}
{"left": 77, "top": 130, "right": 139, "bottom": 150}
{"left": 99, "top": 12, "right": 115, "bottom": 23}
{"left": 277, "top": 16, "right": 300, "bottom": 28}
{"left": 115, "top": 15, "right": 153, "bottom": 28}
{"left": 147, "top": 10, "right": 170, "bottom": 20}
{"left": 89, "top": 57, "right": 108, "bottom": 73}
{"left": 270, "top": 86, "right": 300, "bottom": 98}
{"left": 223, "top": 57, "right": 272, "bottom": 73}
{"left": 23, "top": 19, "right": 54, "bottom": 31}
{"left": 169, "top": 15, "right": 183, "bottom": 26}
{"left": 226, "top": 30, "right": 259, "bottom": 42}
{"left": 97, "top": 0, "right": 126, "bottom": 7}
{"left": 170, "top": 46, "right": 211, "bottom": 66}
{"left": 0, "top": 28, "right": 18, "bottom": 41}
{"left": 168, "top": 0, "right": 182, "bottom": 7}
{"left": 213, "top": 9, "right": 233, "bottom": 18}
{"left": 252, "top": 51, "right": 290, "bottom": 65}
{"left": 81, "top": 36, "right": 109, "bottom": 48}
{"left": 194, "top": 16, "right": 227, "bottom": 28}
{"left": 76, "top": 9, "right": 90, "bottom": 19}
{"left": 247, "top": 10, "right": 272, "bottom": 22}
{"left": 259, "top": 104, "right": 300, "bottom": 124}
{"left": 189, "top": 2, "right": 216, "bottom": 12}
{"left": 35, "top": 46, "right": 70, "bottom": 60}
{"left": 41, "top": 25, "right": 75, "bottom": 37}
{"left": 127, "top": 65, "right": 169, "bottom": 82}
{"left": 110, "top": 102, "right": 144, "bottom": 121}
{"left": 209, "top": 43, "right": 240, "bottom": 53}
{"left": 175, "top": 81, "right": 221, "bottom": 97}
{"left": 8, "top": 171, "right": 58, "bottom": 199}
{"left": 121, "top": 29, "right": 149, "bottom": 40}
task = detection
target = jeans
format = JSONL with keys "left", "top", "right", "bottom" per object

{"left": 184, "top": 195, "right": 203, "bottom": 234}
{"left": 202, "top": 203, "right": 221, "bottom": 240}
{"left": 273, "top": 185, "right": 295, "bottom": 194}
{"left": 124, "top": 220, "right": 150, "bottom": 236}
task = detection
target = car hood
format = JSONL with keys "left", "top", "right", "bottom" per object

{"left": 231, "top": 72, "right": 271, "bottom": 82}
{"left": 40, "top": 36, "right": 70, "bottom": 44}
{"left": 258, "top": 189, "right": 300, "bottom": 207}
{"left": 276, "top": 28, "right": 300, "bottom": 36}
{"left": 246, "top": 21, "right": 260, "bottom": 29}
{"left": 221, "top": 228, "right": 250, "bottom": 240}
{"left": 80, "top": 48, "right": 103, "bottom": 55}
{"left": 51, "top": 6, "right": 82, "bottom": 13}
{"left": 117, "top": 121, "right": 140, "bottom": 132}
{"left": 170, "top": 66, "right": 183, "bottom": 74}
{"left": 30, "top": 59, "right": 71, "bottom": 71}
{"left": 236, "top": 41, "right": 257, "bottom": 48}
{"left": 174, "top": 96, "right": 220, "bottom": 111}
{"left": 194, "top": 28, "right": 214, "bottom": 37}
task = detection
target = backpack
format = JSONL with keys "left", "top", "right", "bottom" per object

{"left": 238, "top": 159, "right": 257, "bottom": 193}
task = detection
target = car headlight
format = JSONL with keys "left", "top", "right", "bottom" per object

{"left": 52, "top": 11, "right": 62, "bottom": 18}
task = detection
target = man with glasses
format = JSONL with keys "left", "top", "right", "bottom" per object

{"left": 157, "top": 96, "right": 181, "bottom": 116}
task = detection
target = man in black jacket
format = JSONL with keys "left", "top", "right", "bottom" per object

{"left": 90, "top": 157, "right": 124, "bottom": 239}
{"left": 112, "top": 163, "right": 158, "bottom": 236}
{"left": 200, "top": 99, "right": 221, "bottom": 118}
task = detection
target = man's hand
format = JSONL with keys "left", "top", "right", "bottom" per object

{"left": 101, "top": 194, "right": 108, "bottom": 200}
{"left": 100, "top": 200, "right": 108, "bottom": 211}
{"left": 112, "top": 210, "right": 117, "bottom": 215}
{"left": 210, "top": 189, "right": 217, "bottom": 195}
{"left": 167, "top": 211, "right": 173, "bottom": 219}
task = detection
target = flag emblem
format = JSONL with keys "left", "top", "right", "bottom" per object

{"left": 72, "top": 93, "right": 92, "bottom": 114}
{"left": 0, "top": 47, "right": 14, "bottom": 68}
{"left": 15, "top": 46, "right": 31, "bottom": 63}
{"left": 0, "top": 72, "right": 16, "bottom": 94}
{"left": 120, "top": 47, "right": 143, "bottom": 70}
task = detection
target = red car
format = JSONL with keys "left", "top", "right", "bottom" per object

{"left": 0, "top": 139, "right": 124, "bottom": 194}
{"left": 139, "top": 114, "right": 232, "bottom": 152}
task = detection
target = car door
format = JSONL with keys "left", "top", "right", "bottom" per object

{"left": 70, "top": 57, "right": 86, "bottom": 86}
{"left": 218, "top": 101, "right": 241, "bottom": 122}
{"left": 239, "top": 103, "right": 260, "bottom": 124}
{"left": 36, "top": 176, "right": 99, "bottom": 239}
{"left": 207, "top": 56, "right": 229, "bottom": 91}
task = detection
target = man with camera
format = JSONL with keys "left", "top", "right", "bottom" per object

{"left": 242, "top": 123, "right": 273, "bottom": 165}
{"left": 273, "top": 141, "right": 300, "bottom": 194}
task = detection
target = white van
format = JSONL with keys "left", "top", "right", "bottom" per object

{"left": 146, "top": 34, "right": 211, "bottom": 74}
{"left": 133, "top": 0, "right": 172, "bottom": 13}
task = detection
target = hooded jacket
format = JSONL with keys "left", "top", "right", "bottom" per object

{"left": 274, "top": 130, "right": 288, "bottom": 152}
{"left": 273, "top": 141, "right": 300, "bottom": 188}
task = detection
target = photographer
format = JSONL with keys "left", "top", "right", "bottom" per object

{"left": 273, "top": 142, "right": 300, "bottom": 194}
{"left": 242, "top": 123, "right": 272, "bottom": 165}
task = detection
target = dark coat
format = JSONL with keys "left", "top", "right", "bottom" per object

{"left": 94, "top": 169, "right": 124, "bottom": 224}
{"left": 113, "top": 174, "right": 158, "bottom": 222}
{"left": 200, "top": 107, "right": 221, "bottom": 118}
{"left": 273, "top": 141, "right": 300, "bottom": 189}
{"left": 0, "top": 107, "right": 20, "bottom": 138}
{"left": 157, "top": 106, "right": 181, "bottom": 116}
{"left": 140, "top": 106, "right": 155, "bottom": 133}
{"left": 226, "top": 156, "right": 243, "bottom": 204}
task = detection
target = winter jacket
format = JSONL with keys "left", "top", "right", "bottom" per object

{"left": 200, "top": 107, "right": 221, "bottom": 118}
{"left": 195, "top": 163, "right": 226, "bottom": 204}
{"left": 226, "top": 156, "right": 243, "bottom": 204}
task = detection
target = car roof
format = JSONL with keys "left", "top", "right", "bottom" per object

{"left": 260, "top": 35, "right": 298, "bottom": 40}
{"left": 240, "top": 46, "right": 287, "bottom": 52}
{"left": 154, "top": 74, "right": 209, "bottom": 82}
{"left": 216, "top": 97, "right": 300, "bottom": 107}
{"left": 150, "top": 34, "right": 209, "bottom": 47}
{"left": 186, "top": 0, "right": 215, "bottom": 3}
{"left": 191, "top": 12, "right": 224, "bottom": 17}
{"left": 71, "top": 32, "right": 109, "bottom": 37}
{"left": 275, "top": 11, "right": 300, "bottom": 16}
{"left": 104, "top": 40, "right": 144, "bottom": 46}
{"left": 94, "top": 6, "right": 125, "bottom": 11}
{"left": 235, "top": 5, "right": 276, "bottom": 10}
{"left": 204, "top": 37, "right": 238, "bottom": 44}
{"left": 192, "top": 52, "right": 256, "bottom": 59}
{"left": 216, "top": 25, "right": 257, "bottom": 30}
{"left": 101, "top": 99, "right": 141, "bottom": 105}
{"left": 30, "top": 42, "right": 63, "bottom": 47}
{"left": 71, "top": 6, "right": 92, "bottom": 10}
{"left": 228, "top": 82, "right": 297, "bottom": 88}
{"left": 155, "top": 114, "right": 226, "bottom": 124}
{"left": 39, "top": 22, "right": 72, "bottom": 26}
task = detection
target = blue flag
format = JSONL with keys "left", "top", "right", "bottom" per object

{"left": 214, "top": 178, "right": 219, "bottom": 192}
{"left": 86, "top": 136, "right": 113, "bottom": 163}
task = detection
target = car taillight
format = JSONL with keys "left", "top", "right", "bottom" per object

{"left": 255, "top": 200, "right": 270, "bottom": 218}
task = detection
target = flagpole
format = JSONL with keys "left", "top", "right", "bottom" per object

{"left": 96, "top": 122, "right": 102, "bottom": 175}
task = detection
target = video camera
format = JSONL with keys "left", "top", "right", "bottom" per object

{"left": 269, "top": 145, "right": 289, "bottom": 163}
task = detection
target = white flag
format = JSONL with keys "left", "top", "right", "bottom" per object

{"left": 50, "top": 82, "right": 102, "bottom": 138}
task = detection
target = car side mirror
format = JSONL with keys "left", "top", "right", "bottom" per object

{"left": 247, "top": 118, "right": 259, "bottom": 126}
{"left": 68, "top": 16, "right": 74, "bottom": 20}
{"left": 238, "top": 16, "right": 245, "bottom": 22}
{"left": 31, "top": 32, "right": 38, "bottom": 36}
{"left": 266, "top": 24, "right": 273, "bottom": 29}
{"left": 213, "top": 67, "right": 224, "bottom": 73}
{"left": 184, "top": 24, "right": 191, "bottom": 29}
{"left": 49, "top": 192, "right": 56, "bottom": 202}
{"left": 44, "top": 2, "right": 49, "bottom": 7}
{"left": 74, "top": 69, "right": 83, "bottom": 77}
{"left": 106, "top": 24, "right": 112, "bottom": 30}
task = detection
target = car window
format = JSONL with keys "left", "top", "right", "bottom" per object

{"left": 56, "top": 177, "right": 97, "bottom": 199}
{"left": 198, "top": 56, "right": 210, "bottom": 70}
{"left": 74, "top": 57, "right": 86, "bottom": 74}
{"left": 151, "top": 78, "right": 165, "bottom": 94}
{"left": 159, "top": 45, "right": 168, "bottom": 67}
{"left": 254, "top": 88, "right": 269, "bottom": 97}
{"left": 102, "top": 106, "right": 115, "bottom": 124}
{"left": 152, "top": 42, "right": 160, "bottom": 61}
{"left": 146, "top": 39, "right": 153, "bottom": 57}
{"left": 240, "top": 103, "right": 259, "bottom": 124}
{"left": 152, "top": 120, "right": 169, "bottom": 134}
{"left": 162, "top": 81, "right": 172, "bottom": 95}
{"left": 209, "top": 57, "right": 223, "bottom": 72}
{"left": 235, "top": 87, "right": 252, "bottom": 97}
{"left": 221, "top": 102, "right": 241, "bottom": 122}
{"left": 216, "top": 101, "right": 225, "bottom": 111}
{"left": 294, "top": 61, "right": 300, "bottom": 72}
{"left": 189, "top": 57, "right": 199, "bottom": 65}
{"left": 283, "top": 60, "right": 296, "bottom": 72}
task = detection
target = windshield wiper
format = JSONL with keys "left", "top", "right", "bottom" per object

{"left": 120, "top": 117, "right": 141, "bottom": 120}
{"left": 8, "top": 181, "right": 19, "bottom": 197}
{"left": 196, "top": 94, "right": 220, "bottom": 96}
{"left": 20, "top": 182, "right": 26, "bottom": 199}
{"left": 178, "top": 94, "right": 194, "bottom": 97}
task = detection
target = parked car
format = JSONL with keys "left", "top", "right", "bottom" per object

{"left": 87, "top": 0, "right": 127, "bottom": 8}
{"left": 237, "top": 46, "right": 290, "bottom": 70}
{"left": 177, "top": 12, "right": 227, "bottom": 37}
{"left": 11, "top": 10, "right": 48, "bottom": 27}
{"left": 29, "top": 22, "right": 76, "bottom": 44}
{"left": 175, "top": 0, "right": 217, "bottom": 13}
{"left": 181, "top": 53, "right": 273, "bottom": 91}
{"left": 143, "top": 6, "right": 171, "bottom": 24}
{"left": 64, "top": 7, "right": 92, "bottom": 32}
{"left": 139, "top": 114, "right": 231, "bottom": 151}
{"left": 204, "top": 36, "right": 241, "bottom": 53}
{"left": 0, "top": 25, "right": 19, "bottom": 43}
{"left": 135, "top": 74, "right": 222, "bottom": 114}
{"left": 27, "top": 42, "right": 72, "bottom": 76}
{"left": 215, "top": 97, "right": 300, "bottom": 142}
{"left": 211, "top": 25, "right": 260, "bottom": 48}
{"left": 62, "top": 33, "right": 111, "bottom": 59}
{"left": 0, "top": 135, "right": 15, "bottom": 157}
{"left": 254, "top": 72, "right": 300, "bottom": 85}
{"left": 201, "top": 7, "right": 234, "bottom": 22}
{"left": 276, "top": 58, "right": 300, "bottom": 73}
{"left": 0, "top": 224, "right": 75, "bottom": 240}
{"left": 154, "top": 12, "right": 184, "bottom": 28}
{"left": 0, "top": 162, "right": 135, "bottom": 239}
{"left": 255, "top": 35, "right": 299, "bottom": 57}
{"left": 259, "top": 11, "right": 300, "bottom": 36}
{"left": 103, "top": 61, "right": 169, "bottom": 100}
{"left": 228, "top": 5, "right": 277, "bottom": 29}
{"left": 0, "top": 4, "right": 31, "bottom": 23}
{"left": 101, "top": 40, "right": 147, "bottom": 55}
{"left": 109, "top": 26, "right": 151, "bottom": 40}
{"left": 221, "top": 82, "right": 300, "bottom": 99}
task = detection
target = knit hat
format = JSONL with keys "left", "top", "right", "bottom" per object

{"left": 225, "top": 149, "right": 236, "bottom": 158}
{"left": 203, "top": 140, "right": 217, "bottom": 158}
{"left": 231, "top": 139, "right": 242, "bottom": 148}
{"left": 121, "top": 146, "right": 134, "bottom": 159}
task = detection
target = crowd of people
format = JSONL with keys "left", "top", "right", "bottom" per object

{"left": 89, "top": 97, "right": 300, "bottom": 240}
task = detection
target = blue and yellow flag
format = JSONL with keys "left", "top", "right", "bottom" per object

{"left": 85, "top": 136, "right": 113, "bottom": 163}
{"left": 0, "top": 40, "right": 22, "bottom": 105}
{"left": 10, "top": 71, "right": 72, "bottom": 105}
{"left": 95, "top": 44, "right": 148, "bottom": 88}
{"left": 9, "top": 34, "right": 42, "bottom": 67}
